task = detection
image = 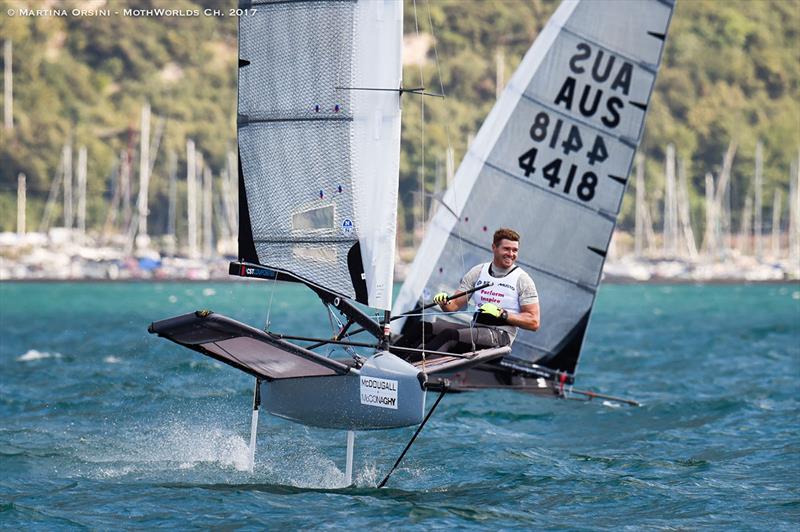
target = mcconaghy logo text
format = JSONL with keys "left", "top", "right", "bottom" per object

{"left": 360, "top": 393, "right": 397, "bottom": 407}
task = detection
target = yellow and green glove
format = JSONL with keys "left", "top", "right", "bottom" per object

{"left": 478, "top": 303, "right": 509, "bottom": 322}
{"left": 432, "top": 292, "right": 449, "bottom": 305}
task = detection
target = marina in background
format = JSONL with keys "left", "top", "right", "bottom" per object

{"left": 1, "top": 4, "right": 798, "bottom": 284}
{"left": 1, "top": 137, "right": 798, "bottom": 282}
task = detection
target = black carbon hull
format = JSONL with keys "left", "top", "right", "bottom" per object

{"left": 446, "top": 361, "right": 567, "bottom": 397}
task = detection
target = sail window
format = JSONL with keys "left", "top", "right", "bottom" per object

{"left": 292, "top": 205, "right": 335, "bottom": 231}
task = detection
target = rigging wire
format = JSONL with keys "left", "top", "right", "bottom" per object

{"left": 422, "top": 0, "right": 476, "bottom": 348}
{"left": 325, "top": 303, "right": 360, "bottom": 360}
{"left": 412, "top": 0, "right": 427, "bottom": 372}
{"left": 263, "top": 273, "right": 279, "bottom": 331}
{"left": 424, "top": 0, "right": 467, "bottom": 272}
{"left": 324, "top": 303, "right": 338, "bottom": 356}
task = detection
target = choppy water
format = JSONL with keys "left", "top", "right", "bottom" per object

{"left": 1, "top": 282, "right": 798, "bottom": 529}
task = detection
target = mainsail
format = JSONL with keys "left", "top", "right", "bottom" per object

{"left": 237, "top": 0, "right": 403, "bottom": 310}
{"left": 394, "top": 0, "right": 675, "bottom": 376}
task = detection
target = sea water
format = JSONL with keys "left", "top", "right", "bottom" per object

{"left": 1, "top": 282, "right": 798, "bottom": 529}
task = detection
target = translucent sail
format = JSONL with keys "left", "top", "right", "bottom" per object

{"left": 393, "top": 0, "right": 675, "bottom": 374}
{"left": 237, "top": 0, "right": 402, "bottom": 310}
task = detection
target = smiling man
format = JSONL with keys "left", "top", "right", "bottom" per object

{"left": 426, "top": 228, "right": 540, "bottom": 353}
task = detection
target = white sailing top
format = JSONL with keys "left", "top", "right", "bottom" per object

{"left": 459, "top": 262, "right": 538, "bottom": 342}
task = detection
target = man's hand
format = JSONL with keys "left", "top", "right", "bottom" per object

{"left": 432, "top": 292, "right": 449, "bottom": 305}
{"left": 478, "top": 303, "right": 508, "bottom": 321}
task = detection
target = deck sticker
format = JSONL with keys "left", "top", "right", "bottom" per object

{"left": 341, "top": 218, "right": 354, "bottom": 236}
{"left": 360, "top": 376, "right": 398, "bottom": 409}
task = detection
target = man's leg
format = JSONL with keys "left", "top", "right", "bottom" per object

{"left": 414, "top": 321, "right": 511, "bottom": 356}
{"left": 423, "top": 320, "right": 464, "bottom": 353}
{"left": 457, "top": 326, "right": 510, "bottom": 350}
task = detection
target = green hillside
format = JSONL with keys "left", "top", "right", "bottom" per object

{"left": 0, "top": 0, "right": 798, "bottom": 243}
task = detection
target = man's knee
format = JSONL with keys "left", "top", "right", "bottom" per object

{"left": 495, "top": 329, "right": 511, "bottom": 347}
{"left": 459, "top": 326, "right": 509, "bottom": 349}
{"left": 440, "top": 328, "right": 460, "bottom": 341}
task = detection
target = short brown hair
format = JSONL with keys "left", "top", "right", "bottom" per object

{"left": 493, "top": 228, "right": 520, "bottom": 246}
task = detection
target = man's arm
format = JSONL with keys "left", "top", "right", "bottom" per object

{"left": 436, "top": 264, "right": 482, "bottom": 312}
{"left": 505, "top": 302, "right": 540, "bottom": 331}
{"left": 438, "top": 294, "right": 469, "bottom": 312}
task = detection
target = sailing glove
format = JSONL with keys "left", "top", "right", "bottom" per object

{"left": 478, "top": 303, "right": 509, "bottom": 322}
{"left": 432, "top": 292, "right": 449, "bottom": 305}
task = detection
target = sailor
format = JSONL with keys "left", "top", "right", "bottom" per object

{"left": 426, "top": 228, "right": 540, "bottom": 353}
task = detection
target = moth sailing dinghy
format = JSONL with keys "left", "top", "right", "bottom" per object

{"left": 392, "top": 0, "right": 675, "bottom": 400}
{"left": 149, "top": 0, "right": 506, "bottom": 485}
{"left": 150, "top": 0, "right": 674, "bottom": 483}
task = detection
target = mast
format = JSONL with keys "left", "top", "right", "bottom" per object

{"left": 713, "top": 141, "right": 737, "bottom": 256}
{"left": 136, "top": 103, "right": 151, "bottom": 249}
{"left": 4, "top": 39, "right": 12, "bottom": 130}
{"left": 702, "top": 172, "right": 716, "bottom": 257}
{"left": 166, "top": 150, "right": 177, "bottom": 256}
{"left": 607, "top": 228, "right": 618, "bottom": 262}
{"left": 102, "top": 151, "right": 123, "bottom": 237}
{"left": 214, "top": 177, "right": 231, "bottom": 246}
{"left": 663, "top": 144, "right": 678, "bottom": 257}
{"left": 723, "top": 179, "right": 732, "bottom": 254}
{"left": 642, "top": 202, "right": 657, "bottom": 257}
{"left": 771, "top": 189, "right": 782, "bottom": 259}
{"left": 634, "top": 154, "right": 645, "bottom": 257}
{"left": 63, "top": 143, "right": 73, "bottom": 229}
{"left": 428, "top": 156, "right": 443, "bottom": 222}
{"left": 446, "top": 146, "right": 454, "bottom": 189}
{"left": 754, "top": 141, "right": 763, "bottom": 259}
{"left": 227, "top": 150, "right": 238, "bottom": 234}
{"left": 221, "top": 151, "right": 237, "bottom": 240}
{"left": 677, "top": 156, "right": 697, "bottom": 260}
{"left": 203, "top": 164, "right": 213, "bottom": 259}
{"left": 186, "top": 139, "right": 198, "bottom": 259}
{"left": 417, "top": 90, "right": 426, "bottom": 248}
{"left": 738, "top": 195, "right": 752, "bottom": 255}
{"left": 16, "top": 173, "right": 25, "bottom": 235}
{"left": 790, "top": 153, "right": 799, "bottom": 273}
{"left": 412, "top": 190, "right": 422, "bottom": 248}
{"left": 40, "top": 146, "right": 66, "bottom": 233}
{"left": 76, "top": 146, "right": 87, "bottom": 235}
{"left": 196, "top": 151, "right": 206, "bottom": 256}
{"left": 121, "top": 148, "right": 132, "bottom": 233}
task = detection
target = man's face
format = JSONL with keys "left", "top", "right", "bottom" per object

{"left": 492, "top": 239, "right": 519, "bottom": 269}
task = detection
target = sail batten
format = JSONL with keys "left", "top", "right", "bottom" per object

{"left": 237, "top": 0, "right": 402, "bottom": 310}
{"left": 394, "top": 0, "right": 674, "bottom": 376}
{"left": 239, "top": 116, "right": 354, "bottom": 125}
{"left": 554, "top": 27, "right": 662, "bottom": 75}
{"left": 517, "top": 90, "right": 639, "bottom": 143}
{"left": 481, "top": 159, "right": 623, "bottom": 219}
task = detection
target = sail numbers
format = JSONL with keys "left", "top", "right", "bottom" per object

{"left": 491, "top": 35, "right": 655, "bottom": 211}
{"left": 517, "top": 111, "right": 608, "bottom": 202}
{"left": 518, "top": 148, "right": 597, "bottom": 201}
{"left": 528, "top": 111, "right": 608, "bottom": 166}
